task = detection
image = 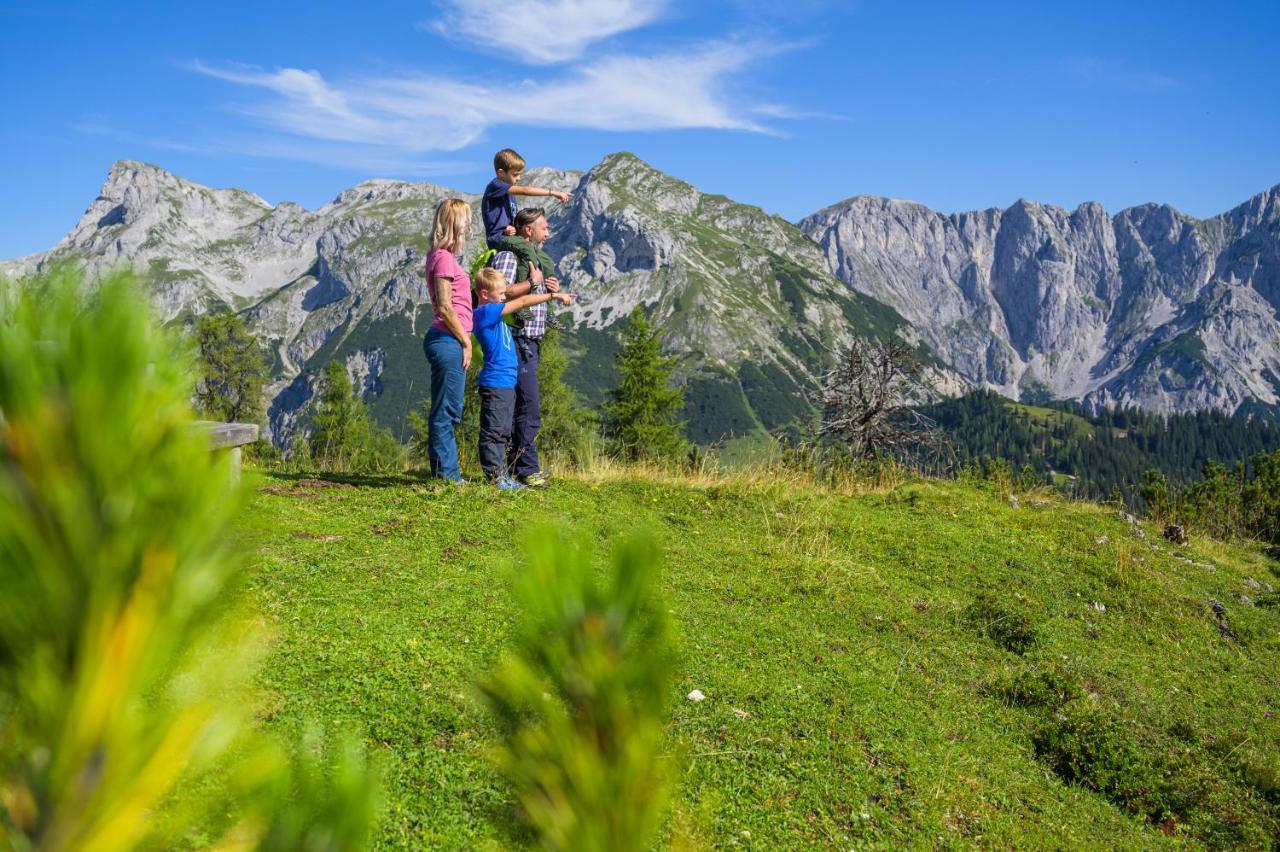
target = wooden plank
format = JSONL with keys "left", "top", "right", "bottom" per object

{"left": 195, "top": 421, "right": 259, "bottom": 450}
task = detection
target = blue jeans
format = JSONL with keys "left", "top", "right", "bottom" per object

{"left": 423, "top": 328, "right": 466, "bottom": 480}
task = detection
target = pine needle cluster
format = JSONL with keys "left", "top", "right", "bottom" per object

{"left": 477, "top": 530, "right": 676, "bottom": 851}
{"left": 0, "top": 269, "right": 381, "bottom": 849}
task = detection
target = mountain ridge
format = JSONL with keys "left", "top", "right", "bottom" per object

{"left": 4, "top": 157, "right": 1278, "bottom": 445}
{"left": 0, "top": 152, "right": 912, "bottom": 447}
{"left": 800, "top": 181, "right": 1280, "bottom": 419}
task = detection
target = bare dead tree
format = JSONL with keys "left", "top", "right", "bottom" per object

{"left": 816, "top": 337, "right": 952, "bottom": 471}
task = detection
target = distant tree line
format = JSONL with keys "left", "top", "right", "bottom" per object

{"left": 921, "top": 390, "right": 1280, "bottom": 505}
{"left": 1140, "top": 454, "right": 1280, "bottom": 544}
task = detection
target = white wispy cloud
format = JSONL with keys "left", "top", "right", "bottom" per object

{"left": 429, "top": 0, "right": 667, "bottom": 64}
{"left": 189, "top": 41, "right": 771, "bottom": 162}
{"left": 1061, "top": 57, "right": 1179, "bottom": 93}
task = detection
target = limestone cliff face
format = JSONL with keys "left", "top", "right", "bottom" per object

{"left": 799, "top": 186, "right": 1280, "bottom": 416}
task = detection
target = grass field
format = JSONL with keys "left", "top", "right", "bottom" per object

{"left": 238, "top": 470, "right": 1280, "bottom": 849}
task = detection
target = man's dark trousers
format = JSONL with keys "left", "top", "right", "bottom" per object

{"left": 478, "top": 386, "right": 516, "bottom": 479}
{"left": 509, "top": 337, "right": 542, "bottom": 477}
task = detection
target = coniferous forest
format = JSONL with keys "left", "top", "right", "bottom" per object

{"left": 920, "top": 391, "right": 1280, "bottom": 502}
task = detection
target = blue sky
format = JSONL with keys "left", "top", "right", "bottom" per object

{"left": 2, "top": 0, "right": 1278, "bottom": 258}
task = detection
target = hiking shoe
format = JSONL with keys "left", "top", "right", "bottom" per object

{"left": 495, "top": 475, "right": 527, "bottom": 491}
{"left": 517, "top": 471, "right": 551, "bottom": 489}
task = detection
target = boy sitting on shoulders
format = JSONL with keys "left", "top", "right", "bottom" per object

{"left": 482, "top": 148, "right": 571, "bottom": 249}
{"left": 470, "top": 267, "right": 575, "bottom": 489}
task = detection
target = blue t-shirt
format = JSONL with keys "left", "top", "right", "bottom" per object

{"left": 473, "top": 302, "right": 518, "bottom": 388}
{"left": 481, "top": 178, "right": 518, "bottom": 247}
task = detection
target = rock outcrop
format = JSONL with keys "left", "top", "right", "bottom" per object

{"left": 799, "top": 186, "right": 1280, "bottom": 417}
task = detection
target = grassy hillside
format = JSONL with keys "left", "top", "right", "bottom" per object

{"left": 238, "top": 470, "right": 1280, "bottom": 848}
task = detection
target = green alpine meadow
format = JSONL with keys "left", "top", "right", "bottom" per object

{"left": 239, "top": 468, "right": 1279, "bottom": 848}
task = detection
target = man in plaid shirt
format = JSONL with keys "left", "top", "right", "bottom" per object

{"left": 488, "top": 207, "right": 560, "bottom": 487}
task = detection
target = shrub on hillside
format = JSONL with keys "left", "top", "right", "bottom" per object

{"left": 1032, "top": 707, "right": 1170, "bottom": 823}
{"left": 990, "top": 665, "right": 1080, "bottom": 709}
{"left": 964, "top": 592, "right": 1038, "bottom": 654}
{"left": 1140, "top": 451, "right": 1280, "bottom": 544}
{"left": 1033, "top": 707, "right": 1279, "bottom": 846}
{"left": 0, "top": 270, "right": 380, "bottom": 849}
{"left": 476, "top": 530, "right": 676, "bottom": 850}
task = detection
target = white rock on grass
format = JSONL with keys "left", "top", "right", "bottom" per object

{"left": 687, "top": 689, "right": 706, "bottom": 702}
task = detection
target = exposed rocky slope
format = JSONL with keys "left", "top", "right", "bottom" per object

{"left": 2, "top": 156, "right": 908, "bottom": 446}
{"left": 800, "top": 187, "right": 1280, "bottom": 417}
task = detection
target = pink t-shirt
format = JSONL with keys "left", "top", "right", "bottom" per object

{"left": 427, "top": 249, "right": 473, "bottom": 334}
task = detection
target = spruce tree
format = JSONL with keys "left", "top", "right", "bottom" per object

{"left": 193, "top": 313, "right": 267, "bottom": 423}
{"left": 310, "top": 360, "right": 364, "bottom": 470}
{"left": 602, "top": 307, "right": 686, "bottom": 463}
{"left": 538, "top": 327, "right": 595, "bottom": 466}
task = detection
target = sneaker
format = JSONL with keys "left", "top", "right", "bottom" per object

{"left": 495, "top": 475, "right": 527, "bottom": 491}
{"left": 517, "top": 471, "right": 551, "bottom": 489}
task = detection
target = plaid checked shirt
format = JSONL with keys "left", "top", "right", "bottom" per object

{"left": 491, "top": 249, "right": 548, "bottom": 340}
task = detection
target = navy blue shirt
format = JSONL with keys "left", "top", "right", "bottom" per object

{"left": 481, "top": 178, "right": 518, "bottom": 248}
{"left": 473, "top": 302, "right": 518, "bottom": 388}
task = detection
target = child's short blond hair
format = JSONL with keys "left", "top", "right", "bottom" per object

{"left": 431, "top": 198, "right": 471, "bottom": 253}
{"left": 474, "top": 267, "right": 507, "bottom": 293}
{"left": 494, "top": 148, "right": 526, "bottom": 173}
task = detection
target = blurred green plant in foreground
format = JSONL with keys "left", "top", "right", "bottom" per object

{"left": 0, "top": 269, "right": 380, "bottom": 850}
{"left": 477, "top": 530, "right": 677, "bottom": 851}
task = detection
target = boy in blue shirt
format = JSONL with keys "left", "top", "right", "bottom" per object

{"left": 471, "top": 267, "right": 575, "bottom": 488}
{"left": 482, "top": 148, "right": 572, "bottom": 249}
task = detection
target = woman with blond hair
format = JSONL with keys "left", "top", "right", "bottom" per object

{"left": 422, "top": 197, "right": 474, "bottom": 482}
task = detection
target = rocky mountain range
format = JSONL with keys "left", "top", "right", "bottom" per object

{"left": 800, "top": 185, "right": 1280, "bottom": 419}
{"left": 1, "top": 154, "right": 903, "bottom": 447}
{"left": 4, "top": 154, "right": 1278, "bottom": 448}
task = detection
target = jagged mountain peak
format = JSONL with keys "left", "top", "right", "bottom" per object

{"left": 582, "top": 151, "right": 702, "bottom": 215}
{"left": 321, "top": 178, "right": 473, "bottom": 213}
{"left": 1222, "top": 182, "right": 1280, "bottom": 228}
{"left": 102, "top": 159, "right": 271, "bottom": 208}
{"left": 800, "top": 182, "right": 1280, "bottom": 418}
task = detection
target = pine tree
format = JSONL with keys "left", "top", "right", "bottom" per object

{"left": 310, "top": 361, "right": 365, "bottom": 470}
{"left": 601, "top": 307, "right": 686, "bottom": 463}
{"left": 309, "top": 361, "right": 405, "bottom": 474}
{"left": 538, "top": 327, "right": 596, "bottom": 467}
{"left": 193, "top": 313, "right": 267, "bottom": 423}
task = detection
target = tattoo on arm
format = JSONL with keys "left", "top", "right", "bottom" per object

{"left": 433, "top": 277, "right": 454, "bottom": 315}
